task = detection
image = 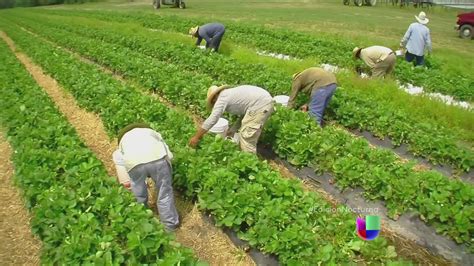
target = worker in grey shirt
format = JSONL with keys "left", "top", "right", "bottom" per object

{"left": 353, "top": 46, "right": 396, "bottom": 78}
{"left": 189, "top": 23, "right": 226, "bottom": 52}
{"left": 400, "top": 11, "right": 432, "bottom": 66}
{"left": 112, "top": 123, "right": 179, "bottom": 231}
{"left": 189, "top": 85, "right": 274, "bottom": 153}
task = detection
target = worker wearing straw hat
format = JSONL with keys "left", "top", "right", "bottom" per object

{"left": 288, "top": 67, "right": 337, "bottom": 127}
{"left": 112, "top": 123, "right": 179, "bottom": 231}
{"left": 352, "top": 46, "right": 396, "bottom": 78}
{"left": 400, "top": 11, "right": 432, "bottom": 66}
{"left": 189, "top": 23, "right": 226, "bottom": 52}
{"left": 188, "top": 85, "right": 274, "bottom": 153}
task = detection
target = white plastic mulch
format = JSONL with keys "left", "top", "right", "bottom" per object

{"left": 318, "top": 63, "right": 472, "bottom": 110}
{"left": 256, "top": 50, "right": 297, "bottom": 61}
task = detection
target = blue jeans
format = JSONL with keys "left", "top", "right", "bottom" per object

{"left": 309, "top": 83, "right": 337, "bottom": 126}
{"left": 128, "top": 158, "right": 179, "bottom": 230}
{"left": 405, "top": 52, "right": 425, "bottom": 66}
{"left": 208, "top": 30, "right": 225, "bottom": 52}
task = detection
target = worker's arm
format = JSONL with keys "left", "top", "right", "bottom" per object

{"left": 199, "top": 31, "right": 212, "bottom": 48}
{"left": 425, "top": 29, "right": 432, "bottom": 54}
{"left": 189, "top": 97, "right": 227, "bottom": 147}
{"left": 400, "top": 24, "right": 413, "bottom": 47}
{"left": 112, "top": 150, "right": 131, "bottom": 189}
{"left": 196, "top": 36, "right": 203, "bottom": 46}
{"left": 112, "top": 149, "right": 126, "bottom": 166}
{"left": 287, "top": 77, "right": 302, "bottom": 109}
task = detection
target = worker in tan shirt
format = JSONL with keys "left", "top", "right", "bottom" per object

{"left": 353, "top": 46, "right": 396, "bottom": 78}
{"left": 288, "top": 67, "right": 337, "bottom": 127}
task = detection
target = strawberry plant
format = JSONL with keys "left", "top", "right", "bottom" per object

{"left": 19, "top": 11, "right": 472, "bottom": 173}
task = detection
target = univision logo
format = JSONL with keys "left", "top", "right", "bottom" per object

{"left": 356, "top": 215, "right": 381, "bottom": 241}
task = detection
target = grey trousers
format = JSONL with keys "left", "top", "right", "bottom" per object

{"left": 128, "top": 158, "right": 179, "bottom": 230}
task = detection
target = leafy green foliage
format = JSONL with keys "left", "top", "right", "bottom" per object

{"left": 40, "top": 9, "right": 473, "bottom": 102}
{"left": 20, "top": 10, "right": 473, "bottom": 172}
{"left": 0, "top": 18, "right": 405, "bottom": 264}
{"left": 0, "top": 40, "right": 197, "bottom": 264}
{"left": 5, "top": 12, "right": 472, "bottom": 248}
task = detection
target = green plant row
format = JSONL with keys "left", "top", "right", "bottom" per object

{"left": 10, "top": 13, "right": 474, "bottom": 247}
{"left": 38, "top": 9, "right": 474, "bottom": 102}
{"left": 0, "top": 20, "right": 404, "bottom": 264}
{"left": 0, "top": 39, "right": 198, "bottom": 265}
{"left": 30, "top": 9, "right": 474, "bottom": 139}
{"left": 11, "top": 11, "right": 474, "bottom": 173}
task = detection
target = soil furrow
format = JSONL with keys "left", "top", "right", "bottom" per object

{"left": 0, "top": 131, "right": 42, "bottom": 265}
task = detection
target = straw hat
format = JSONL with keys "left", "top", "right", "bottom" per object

{"left": 206, "top": 85, "right": 230, "bottom": 109}
{"left": 352, "top": 47, "right": 363, "bottom": 58}
{"left": 415, "top": 12, "right": 429, "bottom": 25}
{"left": 189, "top": 26, "right": 199, "bottom": 37}
{"left": 292, "top": 71, "right": 302, "bottom": 80}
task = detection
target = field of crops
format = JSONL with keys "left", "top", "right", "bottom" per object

{"left": 0, "top": 1, "right": 473, "bottom": 265}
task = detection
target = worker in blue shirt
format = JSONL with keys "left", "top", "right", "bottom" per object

{"left": 400, "top": 11, "right": 432, "bottom": 66}
{"left": 189, "top": 23, "right": 225, "bottom": 52}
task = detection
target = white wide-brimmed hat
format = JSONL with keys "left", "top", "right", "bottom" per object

{"left": 415, "top": 12, "right": 429, "bottom": 25}
{"left": 189, "top": 26, "right": 199, "bottom": 36}
{"left": 206, "top": 85, "right": 231, "bottom": 109}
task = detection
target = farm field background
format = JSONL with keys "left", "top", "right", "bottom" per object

{"left": 0, "top": 0, "right": 473, "bottom": 265}
{"left": 46, "top": 0, "right": 474, "bottom": 84}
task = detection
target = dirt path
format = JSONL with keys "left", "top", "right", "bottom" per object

{"left": 0, "top": 132, "right": 42, "bottom": 265}
{"left": 0, "top": 32, "right": 253, "bottom": 266}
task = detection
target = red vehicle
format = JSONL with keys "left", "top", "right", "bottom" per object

{"left": 456, "top": 12, "right": 474, "bottom": 39}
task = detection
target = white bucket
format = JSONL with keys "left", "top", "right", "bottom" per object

{"left": 273, "top": 95, "right": 289, "bottom": 107}
{"left": 395, "top": 50, "right": 404, "bottom": 57}
{"left": 209, "top": 118, "right": 229, "bottom": 137}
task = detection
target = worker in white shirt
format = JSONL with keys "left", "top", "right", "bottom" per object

{"left": 112, "top": 123, "right": 179, "bottom": 231}
{"left": 353, "top": 46, "right": 396, "bottom": 78}
{"left": 400, "top": 11, "right": 432, "bottom": 66}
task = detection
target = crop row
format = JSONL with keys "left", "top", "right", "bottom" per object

{"left": 0, "top": 39, "right": 198, "bottom": 264}
{"left": 0, "top": 20, "right": 404, "bottom": 264}
{"left": 9, "top": 13, "right": 474, "bottom": 247}
{"left": 39, "top": 9, "right": 473, "bottom": 102}
{"left": 11, "top": 11, "right": 474, "bottom": 173}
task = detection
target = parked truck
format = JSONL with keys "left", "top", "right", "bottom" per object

{"left": 456, "top": 12, "right": 473, "bottom": 39}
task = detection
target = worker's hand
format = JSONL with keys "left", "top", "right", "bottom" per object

{"left": 188, "top": 136, "right": 200, "bottom": 148}
{"left": 122, "top": 181, "right": 132, "bottom": 191}
{"left": 300, "top": 104, "right": 309, "bottom": 112}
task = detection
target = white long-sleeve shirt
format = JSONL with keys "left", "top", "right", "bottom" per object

{"left": 113, "top": 128, "right": 173, "bottom": 171}
{"left": 401, "top": 22, "right": 432, "bottom": 56}
{"left": 202, "top": 85, "right": 273, "bottom": 131}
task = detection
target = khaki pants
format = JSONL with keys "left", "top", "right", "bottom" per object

{"left": 372, "top": 53, "right": 396, "bottom": 78}
{"left": 238, "top": 102, "right": 274, "bottom": 153}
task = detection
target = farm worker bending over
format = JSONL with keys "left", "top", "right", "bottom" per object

{"left": 353, "top": 46, "right": 396, "bottom": 78}
{"left": 400, "top": 11, "right": 432, "bottom": 66}
{"left": 288, "top": 67, "right": 337, "bottom": 127}
{"left": 189, "top": 23, "right": 225, "bottom": 52}
{"left": 112, "top": 123, "right": 179, "bottom": 231}
{"left": 188, "top": 85, "right": 274, "bottom": 153}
